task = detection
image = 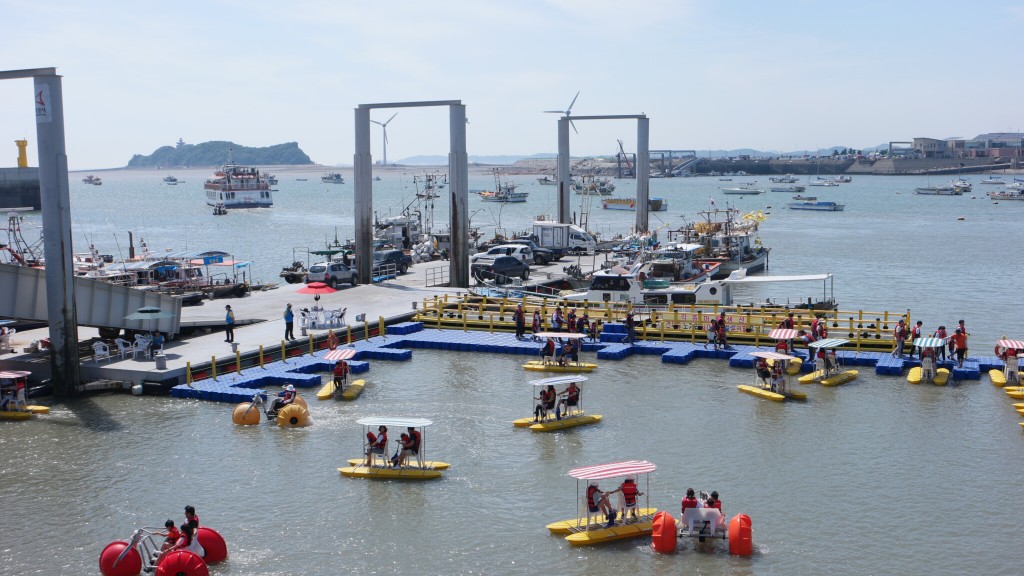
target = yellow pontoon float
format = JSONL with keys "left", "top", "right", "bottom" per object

{"left": 799, "top": 338, "right": 858, "bottom": 385}
{"left": 317, "top": 349, "right": 365, "bottom": 400}
{"left": 990, "top": 339, "right": 1023, "bottom": 387}
{"left": 906, "top": 337, "right": 951, "bottom": 385}
{"left": 524, "top": 332, "right": 596, "bottom": 372}
{"left": 738, "top": 351, "right": 807, "bottom": 402}
{"left": 512, "top": 375, "right": 602, "bottom": 431}
{"left": 546, "top": 460, "right": 658, "bottom": 546}
{"left": 339, "top": 417, "right": 449, "bottom": 480}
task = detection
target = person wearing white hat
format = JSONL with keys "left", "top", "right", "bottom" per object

{"left": 268, "top": 383, "right": 297, "bottom": 417}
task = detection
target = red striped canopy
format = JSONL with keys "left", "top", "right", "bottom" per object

{"left": 324, "top": 349, "right": 356, "bottom": 361}
{"left": 750, "top": 351, "right": 798, "bottom": 361}
{"left": 998, "top": 340, "right": 1024, "bottom": 350}
{"left": 768, "top": 328, "right": 798, "bottom": 340}
{"left": 569, "top": 460, "right": 656, "bottom": 480}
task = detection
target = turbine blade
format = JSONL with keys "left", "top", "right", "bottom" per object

{"left": 371, "top": 120, "right": 383, "bottom": 126}
{"left": 383, "top": 130, "right": 389, "bottom": 144}
{"left": 385, "top": 112, "right": 398, "bottom": 125}
{"left": 543, "top": 110, "right": 565, "bottom": 114}
{"left": 570, "top": 119, "right": 578, "bottom": 135}
{"left": 567, "top": 90, "right": 580, "bottom": 112}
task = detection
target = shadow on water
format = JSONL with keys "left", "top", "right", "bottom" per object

{"left": 49, "top": 395, "right": 126, "bottom": 432}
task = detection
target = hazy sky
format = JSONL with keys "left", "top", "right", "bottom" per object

{"left": 2, "top": 0, "right": 1022, "bottom": 170}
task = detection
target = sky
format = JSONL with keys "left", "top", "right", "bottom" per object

{"left": 2, "top": 0, "right": 1023, "bottom": 170}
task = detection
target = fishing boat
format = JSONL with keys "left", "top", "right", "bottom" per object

{"left": 338, "top": 417, "right": 449, "bottom": 480}
{"left": 512, "top": 375, "right": 602, "bottom": 431}
{"left": 204, "top": 159, "right": 274, "bottom": 208}
{"left": 951, "top": 178, "right": 971, "bottom": 193}
{"left": 640, "top": 242, "right": 720, "bottom": 284}
{"left": 0, "top": 371, "right": 49, "bottom": 420}
{"left": 980, "top": 175, "right": 1007, "bottom": 185}
{"left": 266, "top": 173, "right": 278, "bottom": 185}
{"left": 537, "top": 176, "right": 557, "bottom": 186}
{"left": 546, "top": 460, "right": 658, "bottom": 546}
{"left": 479, "top": 170, "right": 528, "bottom": 203}
{"left": 807, "top": 177, "right": 837, "bottom": 187}
{"left": 738, "top": 351, "right": 807, "bottom": 402}
{"left": 798, "top": 338, "right": 859, "bottom": 385}
{"left": 602, "top": 197, "right": 668, "bottom": 211}
{"left": 720, "top": 182, "right": 764, "bottom": 195}
{"left": 792, "top": 195, "right": 817, "bottom": 201}
{"left": 769, "top": 185, "right": 805, "bottom": 193}
{"left": 987, "top": 189, "right": 1024, "bottom": 201}
{"left": 788, "top": 201, "right": 845, "bottom": 211}
{"left": 671, "top": 208, "right": 770, "bottom": 278}
{"left": 769, "top": 175, "right": 799, "bottom": 183}
{"left": 414, "top": 171, "right": 446, "bottom": 199}
{"left": 575, "top": 175, "right": 615, "bottom": 195}
{"left": 163, "top": 175, "right": 177, "bottom": 184}
{"left": 321, "top": 172, "right": 345, "bottom": 184}
{"left": 834, "top": 175, "right": 852, "bottom": 183}
{"left": 82, "top": 175, "right": 102, "bottom": 185}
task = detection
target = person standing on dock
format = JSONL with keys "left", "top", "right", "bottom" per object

{"left": 224, "top": 305, "right": 235, "bottom": 343}
{"left": 951, "top": 328, "right": 968, "bottom": 368}
{"left": 891, "top": 319, "right": 906, "bottom": 358}
{"left": 933, "top": 325, "right": 948, "bottom": 362}
{"left": 625, "top": 312, "right": 636, "bottom": 344}
{"left": 531, "top": 310, "right": 541, "bottom": 340}
{"left": 514, "top": 304, "right": 526, "bottom": 340}
{"left": 910, "top": 321, "right": 923, "bottom": 359}
{"left": 284, "top": 303, "right": 295, "bottom": 340}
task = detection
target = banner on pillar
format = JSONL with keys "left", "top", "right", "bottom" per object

{"left": 35, "top": 85, "right": 52, "bottom": 123}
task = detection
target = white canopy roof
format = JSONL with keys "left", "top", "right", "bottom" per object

{"left": 356, "top": 417, "right": 433, "bottom": 428}
{"left": 723, "top": 273, "right": 832, "bottom": 284}
{"left": 528, "top": 375, "right": 588, "bottom": 387}
{"left": 534, "top": 332, "right": 586, "bottom": 339}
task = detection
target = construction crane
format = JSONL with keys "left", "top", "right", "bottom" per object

{"left": 616, "top": 139, "right": 635, "bottom": 178}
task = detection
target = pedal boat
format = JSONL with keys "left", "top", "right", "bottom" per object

{"left": 511, "top": 375, "right": 602, "bottom": 431}
{"left": 338, "top": 417, "right": 448, "bottom": 480}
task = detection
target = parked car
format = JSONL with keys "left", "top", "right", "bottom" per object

{"left": 306, "top": 261, "right": 358, "bottom": 287}
{"left": 470, "top": 244, "right": 533, "bottom": 266}
{"left": 372, "top": 249, "right": 413, "bottom": 275}
{"left": 509, "top": 238, "right": 557, "bottom": 265}
{"left": 471, "top": 255, "right": 529, "bottom": 283}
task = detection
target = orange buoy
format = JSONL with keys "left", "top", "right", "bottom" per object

{"left": 231, "top": 402, "right": 261, "bottom": 425}
{"left": 99, "top": 541, "right": 141, "bottom": 576}
{"left": 728, "top": 513, "right": 753, "bottom": 556}
{"left": 651, "top": 510, "right": 678, "bottom": 553}
{"left": 196, "top": 527, "right": 228, "bottom": 563}
{"left": 276, "top": 403, "right": 311, "bottom": 427}
{"left": 155, "top": 550, "right": 208, "bottom": 576}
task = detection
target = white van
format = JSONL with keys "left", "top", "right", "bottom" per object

{"left": 470, "top": 244, "right": 533, "bottom": 266}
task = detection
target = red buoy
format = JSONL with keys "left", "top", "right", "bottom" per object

{"left": 155, "top": 550, "right": 208, "bottom": 576}
{"left": 196, "top": 527, "right": 228, "bottom": 563}
{"left": 651, "top": 511, "right": 678, "bottom": 553}
{"left": 728, "top": 513, "right": 753, "bottom": 556}
{"left": 99, "top": 541, "right": 142, "bottom": 576}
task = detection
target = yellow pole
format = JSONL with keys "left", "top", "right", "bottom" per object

{"left": 347, "top": 325, "right": 352, "bottom": 345}
{"left": 309, "top": 334, "right": 314, "bottom": 355}
{"left": 364, "top": 321, "right": 369, "bottom": 342}
{"left": 211, "top": 356, "right": 217, "bottom": 381}
{"left": 236, "top": 350, "right": 242, "bottom": 374}
{"left": 489, "top": 313, "right": 494, "bottom": 333}
{"left": 379, "top": 316, "right": 385, "bottom": 339}
{"left": 186, "top": 362, "right": 193, "bottom": 386}
{"left": 462, "top": 311, "right": 467, "bottom": 331}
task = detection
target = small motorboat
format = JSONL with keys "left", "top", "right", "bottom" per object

{"left": 788, "top": 201, "right": 845, "bottom": 211}
{"left": 212, "top": 202, "right": 228, "bottom": 216}
{"left": 512, "top": 375, "right": 602, "bottom": 431}
{"left": 338, "top": 417, "right": 449, "bottom": 480}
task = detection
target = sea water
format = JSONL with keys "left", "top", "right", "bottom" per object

{"left": 1, "top": 170, "right": 1022, "bottom": 574}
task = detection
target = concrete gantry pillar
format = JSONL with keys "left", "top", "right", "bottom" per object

{"left": 448, "top": 104, "right": 469, "bottom": 288}
{"left": 635, "top": 116, "right": 651, "bottom": 233}
{"left": 33, "top": 71, "right": 80, "bottom": 395}
{"left": 556, "top": 118, "right": 571, "bottom": 223}
{"left": 353, "top": 106, "right": 373, "bottom": 284}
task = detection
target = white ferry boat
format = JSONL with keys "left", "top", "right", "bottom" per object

{"left": 204, "top": 162, "right": 273, "bottom": 208}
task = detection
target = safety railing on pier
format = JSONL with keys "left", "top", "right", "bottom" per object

{"left": 424, "top": 264, "right": 449, "bottom": 287}
{"left": 412, "top": 294, "right": 909, "bottom": 353}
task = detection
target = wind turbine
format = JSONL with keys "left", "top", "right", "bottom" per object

{"left": 371, "top": 112, "right": 398, "bottom": 166}
{"left": 544, "top": 91, "right": 580, "bottom": 133}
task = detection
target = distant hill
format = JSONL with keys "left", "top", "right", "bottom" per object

{"left": 127, "top": 140, "right": 313, "bottom": 168}
{"left": 395, "top": 153, "right": 556, "bottom": 166}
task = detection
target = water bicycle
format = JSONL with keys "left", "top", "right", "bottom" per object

{"left": 231, "top": 387, "right": 311, "bottom": 427}
{"left": 512, "top": 375, "right": 602, "bottom": 431}
{"left": 649, "top": 491, "right": 753, "bottom": 556}
{"left": 907, "top": 337, "right": 951, "bottom": 385}
{"left": 798, "top": 338, "right": 859, "bottom": 386}
{"left": 546, "top": 460, "right": 658, "bottom": 546}
{"left": 339, "top": 417, "right": 449, "bottom": 480}
{"left": 0, "top": 370, "right": 49, "bottom": 420}
{"left": 766, "top": 328, "right": 804, "bottom": 374}
{"left": 99, "top": 525, "right": 227, "bottom": 576}
{"left": 523, "top": 332, "right": 597, "bottom": 372}
{"left": 989, "top": 339, "right": 1022, "bottom": 387}
{"left": 315, "top": 348, "right": 365, "bottom": 400}
{"left": 738, "top": 351, "right": 807, "bottom": 402}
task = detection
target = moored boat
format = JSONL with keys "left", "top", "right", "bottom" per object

{"left": 537, "top": 176, "right": 557, "bottom": 185}
{"left": 807, "top": 177, "right": 837, "bottom": 187}
{"left": 602, "top": 197, "right": 667, "bottom": 211}
{"left": 788, "top": 201, "right": 845, "bottom": 211}
{"left": 792, "top": 195, "right": 817, "bottom": 201}
{"left": 322, "top": 172, "right": 345, "bottom": 184}
{"left": 204, "top": 160, "right": 274, "bottom": 208}
{"left": 82, "top": 175, "right": 102, "bottom": 185}
{"left": 987, "top": 189, "right": 1024, "bottom": 201}
{"left": 769, "top": 174, "right": 798, "bottom": 183}
{"left": 770, "top": 185, "right": 805, "bottom": 193}
{"left": 478, "top": 170, "right": 528, "bottom": 203}
{"left": 980, "top": 175, "right": 1007, "bottom": 185}
{"left": 720, "top": 182, "right": 764, "bottom": 194}
{"left": 163, "top": 175, "right": 177, "bottom": 184}
{"left": 914, "top": 185, "right": 959, "bottom": 195}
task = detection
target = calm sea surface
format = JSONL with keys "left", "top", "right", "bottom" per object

{"left": 1, "top": 170, "right": 1022, "bottom": 574}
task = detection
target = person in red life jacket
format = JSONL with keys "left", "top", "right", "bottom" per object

{"left": 610, "top": 476, "right": 644, "bottom": 523}
{"left": 513, "top": 304, "right": 526, "bottom": 340}
{"left": 770, "top": 359, "right": 785, "bottom": 393}
{"left": 558, "top": 339, "right": 578, "bottom": 367}
{"left": 779, "top": 313, "right": 795, "bottom": 330}
{"left": 586, "top": 481, "right": 617, "bottom": 528}
{"left": 909, "top": 321, "right": 923, "bottom": 359}
{"left": 775, "top": 339, "right": 790, "bottom": 354}
{"left": 811, "top": 316, "right": 821, "bottom": 340}
{"left": 556, "top": 381, "right": 581, "bottom": 419}
{"left": 715, "top": 314, "right": 729, "bottom": 348}
{"left": 534, "top": 385, "right": 557, "bottom": 422}
{"left": 799, "top": 329, "right": 815, "bottom": 348}
{"left": 951, "top": 328, "right": 968, "bottom": 368}
{"left": 159, "top": 519, "right": 181, "bottom": 552}
{"left": 551, "top": 306, "right": 564, "bottom": 332}
{"left": 710, "top": 491, "right": 723, "bottom": 512}
{"left": 365, "top": 425, "right": 387, "bottom": 467}
{"left": 399, "top": 426, "right": 422, "bottom": 467}
{"left": 891, "top": 319, "right": 907, "bottom": 358}
{"left": 531, "top": 311, "right": 541, "bottom": 341}
{"left": 155, "top": 523, "right": 194, "bottom": 565}
{"left": 567, "top": 309, "right": 577, "bottom": 332}
{"left": 390, "top": 433, "right": 409, "bottom": 467}
{"left": 680, "top": 487, "right": 700, "bottom": 516}
{"left": 268, "top": 384, "right": 296, "bottom": 416}
{"left": 333, "top": 360, "right": 350, "bottom": 392}
{"left": 578, "top": 311, "right": 589, "bottom": 336}
{"left": 541, "top": 338, "right": 556, "bottom": 365}
{"left": 933, "top": 326, "right": 948, "bottom": 362}
{"left": 184, "top": 505, "right": 199, "bottom": 536}
{"left": 755, "top": 357, "right": 771, "bottom": 385}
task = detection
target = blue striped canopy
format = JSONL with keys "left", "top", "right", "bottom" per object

{"left": 913, "top": 337, "right": 947, "bottom": 348}
{"left": 809, "top": 338, "right": 850, "bottom": 349}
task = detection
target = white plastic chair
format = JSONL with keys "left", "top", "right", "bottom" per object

{"left": 113, "top": 338, "right": 133, "bottom": 360}
{"left": 131, "top": 339, "right": 149, "bottom": 359}
{"left": 331, "top": 307, "right": 347, "bottom": 326}
{"left": 92, "top": 341, "right": 111, "bottom": 363}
